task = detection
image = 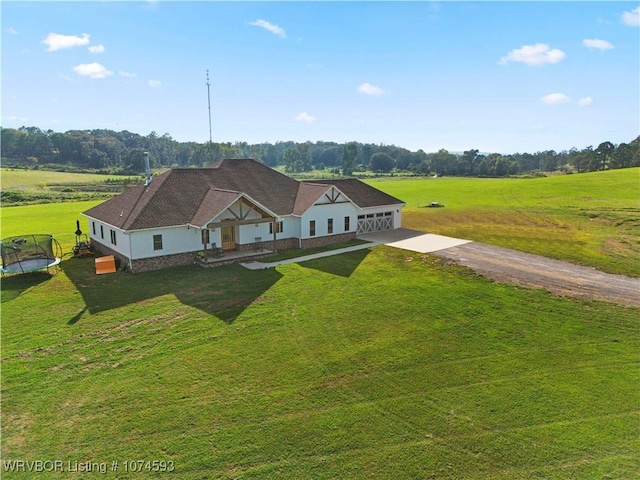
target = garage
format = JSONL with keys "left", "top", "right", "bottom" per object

{"left": 357, "top": 211, "right": 394, "bottom": 234}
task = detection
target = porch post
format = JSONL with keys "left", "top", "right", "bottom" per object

{"left": 272, "top": 218, "right": 277, "bottom": 251}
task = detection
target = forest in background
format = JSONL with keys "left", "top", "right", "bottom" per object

{"left": 1, "top": 126, "right": 638, "bottom": 177}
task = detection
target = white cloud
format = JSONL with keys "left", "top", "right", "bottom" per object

{"left": 119, "top": 71, "right": 137, "bottom": 78}
{"left": 582, "top": 38, "right": 614, "bottom": 51}
{"left": 148, "top": 80, "right": 162, "bottom": 88}
{"left": 6, "top": 27, "right": 18, "bottom": 35}
{"left": 249, "top": 19, "right": 286, "bottom": 38}
{"left": 88, "top": 44, "right": 105, "bottom": 54}
{"left": 540, "top": 93, "right": 570, "bottom": 105}
{"left": 622, "top": 6, "right": 640, "bottom": 27}
{"left": 499, "top": 43, "right": 566, "bottom": 66}
{"left": 358, "top": 82, "right": 385, "bottom": 96}
{"left": 295, "top": 112, "right": 315, "bottom": 123}
{"left": 578, "top": 97, "right": 594, "bottom": 107}
{"left": 43, "top": 32, "right": 90, "bottom": 52}
{"left": 72, "top": 62, "right": 113, "bottom": 79}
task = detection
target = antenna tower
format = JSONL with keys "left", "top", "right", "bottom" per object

{"left": 206, "top": 70, "right": 213, "bottom": 143}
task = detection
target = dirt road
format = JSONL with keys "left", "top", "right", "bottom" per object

{"left": 433, "top": 242, "right": 640, "bottom": 307}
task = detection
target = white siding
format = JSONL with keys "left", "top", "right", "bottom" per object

{"left": 300, "top": 203, "right": 358, "bottom": 239}
{"left": 86, "top": 219, "right": 132, "bottom": 259}
{"left": 130, "top": 226, "right": 202, "bottom": 259}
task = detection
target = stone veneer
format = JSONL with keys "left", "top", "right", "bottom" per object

{"left": 300, "top": 232, "right": 356, "bottom": 249}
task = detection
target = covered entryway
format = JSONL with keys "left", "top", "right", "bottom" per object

{"left": 221, "top": 225, "right": 236, "bottom": 250}
{"left": 357, "top": 212, "right": 394, "bottom": 234}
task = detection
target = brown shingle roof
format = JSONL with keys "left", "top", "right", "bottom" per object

{"left": 84, "top": 159, "right": 404, "bottom": 230}
{"left": 293, "top": 183, "right": 332, "bottom": 216}
{"left": 190, "top": 189, "right": 242, "bottom": 227}
{"left": 301, "top": 178, "right": 404, "bottom": 208}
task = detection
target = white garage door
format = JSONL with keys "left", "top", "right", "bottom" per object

{"left": 357, "top": 212, "right": 393, "bottom": 234}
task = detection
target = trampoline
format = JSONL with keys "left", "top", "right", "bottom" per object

{"left": 1, "top": 234, "right": 62, "bottom": 275}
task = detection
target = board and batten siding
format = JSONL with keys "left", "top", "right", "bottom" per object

{"left": 129, "top": 226, "right": 202, "bottom": 260}
{"left": 300, "top": 203, "right": 357, "bottom": 239}
{"left": 87, "top": 219, "right": 132, "bottom": 259}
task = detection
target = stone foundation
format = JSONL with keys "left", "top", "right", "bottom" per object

{"left": 300, "top": 232, "right": 356, "bottom": 249}
{"left": 131, "top": 252, "right": 197, "bottom": 274}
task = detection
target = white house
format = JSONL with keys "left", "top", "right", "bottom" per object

{"left": 83, "top": 159, "right": 404, "bottom": 272}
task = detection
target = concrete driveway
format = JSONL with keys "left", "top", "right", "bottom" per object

{"left": 361, "top": 229, "right": 640, "bottom": 307}
{"left": 360, "top": 228, "right": 471, "bottom": 253}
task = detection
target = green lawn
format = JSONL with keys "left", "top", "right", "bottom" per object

{"left": 367, "top": 168, "right": 640, "bottom": 276}
{"left": 1, "top": 200, "right": 102, "bottom": 254}
{"left": 2, "top": 248, "right": 638, "bottom": 479}
{"left": 1, "top": 169, "right": 639, "bottom": 479}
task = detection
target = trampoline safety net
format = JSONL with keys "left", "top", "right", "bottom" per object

{"left": 1, "top": 234, "right": 62, "bottom": 274}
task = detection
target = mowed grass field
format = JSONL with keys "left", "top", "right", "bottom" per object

{"left": 1, "top": 169, "right": 639, "bottom": 479}
{"left": 368, "top": 168, "right": 640, "bottom": 276}
{"left": 0, "top": 169, "right": 123, "bottom": 190}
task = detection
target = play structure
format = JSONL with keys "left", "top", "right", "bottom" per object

{"left": 0, "top": 234, "right": 62, "bottom": 275}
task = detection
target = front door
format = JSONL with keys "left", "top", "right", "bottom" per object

{"left": 221, "top": 226, "right": 236, "bottom": 250}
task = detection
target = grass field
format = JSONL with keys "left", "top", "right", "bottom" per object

{"left": 0, "top": 169, "right": 140, "bottom": 206}
{"left": 367, "top": 168, "right": 640, "bottom": 276}
{"left": 2, "top": 248, "right": 638, "bottom": 479}
{"left": 1, "top": 168, "right": 639, "bottom": 479}
{"left": 0, "top": 169, "right": 125, "bottom": 189}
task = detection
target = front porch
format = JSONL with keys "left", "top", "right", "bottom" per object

{"left": 196, "top": 247, "right": 276, "bottom": 268}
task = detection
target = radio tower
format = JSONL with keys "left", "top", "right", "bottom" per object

{"left": 206, "top": 70, "right": 213, "bottom": 143}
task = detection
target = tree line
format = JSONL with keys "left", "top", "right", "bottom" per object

{"left": 1, "top": 126, "right": 638, "bottom": 177}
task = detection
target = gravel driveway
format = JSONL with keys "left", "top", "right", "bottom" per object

{"left": 362, "top": 229, "right": 640, "bottom": 307}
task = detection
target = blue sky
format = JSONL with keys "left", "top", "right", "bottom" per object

{"left": 2, "top": 1, "right": 639, "bottom": 154}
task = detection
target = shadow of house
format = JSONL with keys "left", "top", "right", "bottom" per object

{"left": 298, "top": 249, "right": 371, "bottom": 278}
{"left": 62, "top": 258, "right": 283, "bottom": 324}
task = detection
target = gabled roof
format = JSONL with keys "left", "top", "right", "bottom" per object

{"left": 301, "top": 178, "right": 404, "bottom": 208}
{"left": 293, "top": 183, "right": 334, "bottom": 215}
{"left": 83, "top": 159, "right": 404, "bottom": 231}
{"left": 189, "top": 188, "right": 243, "bottom": 227}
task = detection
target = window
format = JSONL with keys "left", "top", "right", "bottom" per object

{"left": 201, "top": 229, "right": 210, "bottom": 245}
{"left": 327, "top": 218, "right": 334, "bottom": 234}
{"left": 110, "top": 230, "right": 117, "bottom": 245}
{"left": 344, "top": 216, "right": 350, "bottom": 231}
{"left": 269, "top": 221, "right": 283, "bottom": 234}
{"left": 309, "top": 220, "right": 316, "bottom": 237}
{"left": 153, "top": 234, "right": 163, "bottom": 250}
{"left": 92, "top": 222, "right": 96, "bottom": 235}
{"left": 100, "top": 225, "right": 104, "bottom": 239}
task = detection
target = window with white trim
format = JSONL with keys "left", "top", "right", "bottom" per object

{"left": 153, "top": 234, "right": 163, "bottom": 250}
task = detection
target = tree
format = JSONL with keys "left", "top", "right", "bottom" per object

{"left": 459, "top": 149, "right": 479, "bottom": 176}
{"left": 369, "top": 152, "right": 394, "bottom": 172}
{"left": 595, "top": 141, "right": 615, "bottom": 171}
{"left": 283, "top": 146, "right": 303, "bottom": 172}
{"left": 341, "top": 142, "right": 358, "bottom": 176}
